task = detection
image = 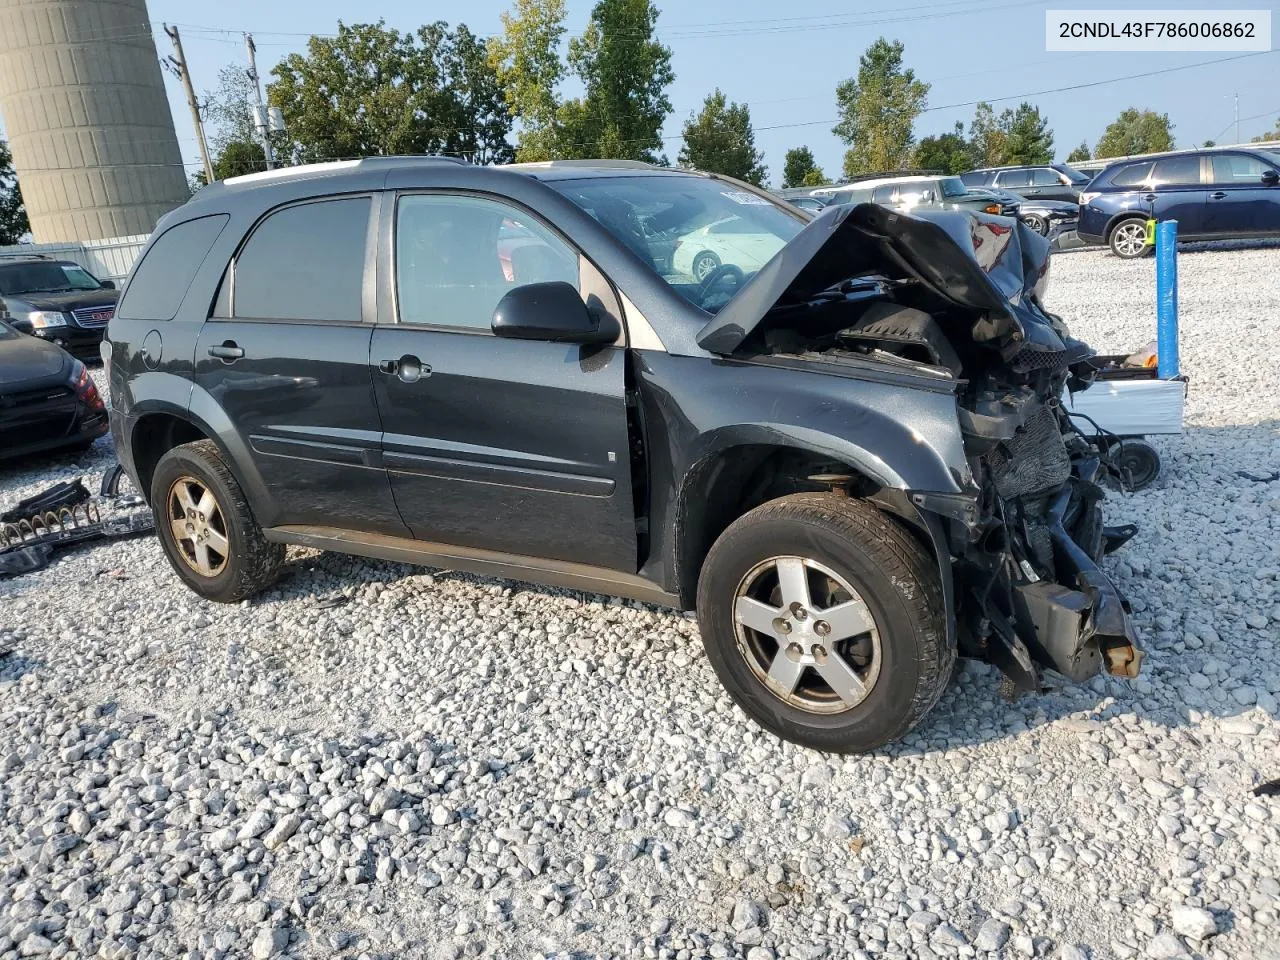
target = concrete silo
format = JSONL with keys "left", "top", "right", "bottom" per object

{"left": 0, "top": 0, "right": 190, "bottom": 242}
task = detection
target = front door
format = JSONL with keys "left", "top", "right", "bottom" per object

{"left": 371, "top": 191, "right": 637, "bottom": 571}
{"left": 1204, "top": 152, "right": 1280, "bottom": 237}
{"left": 1146, "top": 154, "right": 1209, "bottom": 235}
{"left": 192, "top": 194, "right": 409, "bottom": 536}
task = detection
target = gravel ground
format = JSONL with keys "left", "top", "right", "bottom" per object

{"left": 2, "top": 244, "right": 1278, "bottom": 960}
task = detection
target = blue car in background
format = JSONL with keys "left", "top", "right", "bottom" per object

{"left": 1077, "top": 147, "right": 1280, "bottom": 258}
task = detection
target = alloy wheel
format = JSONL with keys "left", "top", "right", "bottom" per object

{"left": 1112, "top": 222, "right": 1147, "bottom": 257}
{"left": 693, "top": 253, "right": 719, "bottom": 282}
{"left": 167, "top": 476, "right": 230, "bottom": 577}
{"left": 732, "top": 556, "right": 882, "bottom": 714}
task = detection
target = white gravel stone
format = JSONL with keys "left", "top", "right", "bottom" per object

{"left": 1170, "top": 906, "right": 1217, "bottom": 940}
{"left": 2, "top": 245, "right": 1279, "bottom": 958}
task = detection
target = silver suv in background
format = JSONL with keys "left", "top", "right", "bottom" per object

{"left": 815, "top": 174, "right": 1006, "bottom": 216}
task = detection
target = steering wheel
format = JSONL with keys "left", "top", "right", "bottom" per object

{"left": 696, "top": 263, "right": 746, "bottom": 308}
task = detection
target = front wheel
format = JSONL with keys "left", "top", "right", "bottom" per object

{"left": 1022, "top": 214, "right": 1049, "bottom": 236}
{"left": 1109, "top": 218, "right": 1151, "bottom": 259}
{"left": 696, "top": 493, "right": 952, "bottom": 753}
{"left": 151, "top": 439, "right": 284, "bottom": 603}
{"left": 691, "top": 251, "right": 720, "bottom": 282}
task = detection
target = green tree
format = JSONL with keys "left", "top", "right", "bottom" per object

{"left": 560, "top": 0, "right": 674, "bottom": 161}
{"left": 213, "top": 140, "right": 267, "bottom": 179}
{"left": 833, "top": 38, "right": 929, "bottom": 178}
{"left": 1066, "top": 140, "right": 1091, "bottom": 163}
{"left": 782, "top": 146, "right": 824, "bottom": 188}
{"left": 1251, "top": 118, "right": 1280, "bottom": 143}
{"left": 490, "top": 0, "right": 674, "bottom": 162}
{"left": 1003, "top": 102, "right": 1053, "bottom": 164}
{"left": 968, "top": 102, "right": 1006, "bottom": 167}
{"left": 486, "top": 0, "right": 566, "bottom": 159}
{"left": 1095, "top": 108, "right": 1174, "bottom": 158}
{"left": 269, "top": 20, "right": 512, "bottom": 164}
{"left": 0, "top": 137, "right": 28, "bottom": 245}
{"left": 912, "top": 122, "right": 975, "bottom": 174}
{"left": 678, "top": 89, "right": 766, "bottom": 184}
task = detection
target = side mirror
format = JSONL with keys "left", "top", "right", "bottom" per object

{"left": 100, "top": 279, "right": 116, "bottom": 290}
{"left": 11, "top": 317, "right": 34, "bottom": 335}
{"left": 1262, "top": 169, "right": 1279, "bottom": 186}
{"left": 491, "top": 281, "right": 621, "bottom": 345}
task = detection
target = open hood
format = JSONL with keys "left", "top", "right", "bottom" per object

{"left": 696, "top": 203, "right": 1054, "bottom": 355}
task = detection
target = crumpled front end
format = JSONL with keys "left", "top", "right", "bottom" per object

{"left": 696, "top": 202, "right": 1144, "bottom": 689}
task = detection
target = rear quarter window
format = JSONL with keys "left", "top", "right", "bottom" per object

{"left": 1107, "top": 163, "right": 1153, "bottom": 188}
{"left": 117, "top": 215, "right": 229, "bottom": 321}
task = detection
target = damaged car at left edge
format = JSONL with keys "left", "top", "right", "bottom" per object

{"left": 105, "top": 158, "right": 1143, "bottom": 753}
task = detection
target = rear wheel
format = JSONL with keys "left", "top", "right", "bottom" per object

{"left": 691, "top": 251, "right": 720, "bottom": 282}
{"left": 151, "top": 440, "right": 284, "bottom": 603}
{"left": 696, "top": 493, "right": 952, "bottom": 753}
{"left": 1109, "top": 218, "right": 1150, "bottom": 259}
{"left": 1105, "top": 438, "right": 1162, "bottom": 491}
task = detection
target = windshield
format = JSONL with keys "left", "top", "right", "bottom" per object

{"left": 940, "top": 177, "right": 969, "bottom": 198}
{"left": 0, "top": 262, "right": 101, "bottom": 296}
{"left": 0, "top": 321, "right": 18, "bottom": 341}
{"left": 1058, "top": 163, "right": 1092, "bottom": 185}
{"left": 549, "top": 174, "right": 805, "bottom": 314}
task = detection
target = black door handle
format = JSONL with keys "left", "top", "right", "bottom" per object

{"left": 1142, "top": 193, "right": 1157, "bottom": 202}
{"left": 378, "top": 355, "right": 431, "bottom": 383}
{"left": 208, "top": 341, "right": 244, "bottom": 360}
{"left": 1210, "top": 191, "right": 1227, "bottom": 200}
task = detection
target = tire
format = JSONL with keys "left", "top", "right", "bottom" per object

{"left": 1108, "top": 218, "right": 1151, "bottom": 259}
{"left": 150, "top": 439, "right": 284, "bottom": 603}
{"left": 1022, "top": 214, "right": 1049, "bottom": 236}
{"left": 1104, "top": 438, "right": 1162, "bottom": 491}
{"left": 691, "top": 251, "right": 720, "bottom": 282}
{"left": 695, "top": 493, "right": 952, "bottom": 753}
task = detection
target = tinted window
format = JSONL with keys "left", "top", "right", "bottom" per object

{"left": 117, "top": 215, "right": 228, "bottom": 321}
{"left": 998, "top": 170, "right": 1032, "bottom": 188}
{"left": 1151, "top": 155, "right": 1201, "bottom": 187}
{"left": 1210, "top": 153, "right": 1273, "bottom": 184}
{"left": 1031, "top": 168, "right": 1064, "bottom": 186}
{"left": 234, "top": 198, "right": 369, "bottom": 322}
{"left": 871, "top": 184, "right": 897, "bottom": 203}
{"left": 940, "top": 177, "right": 968, "bottom": 197}
{"left": 1109, "top": 162, "right": 1153, "bottom": 187}
{"left": 959, "top": 171, "right": 991, "bottom": 186}
{"left": 396, "top": 194, "right": 579, "bottom": 331}
{"left": 1058, "top": 164, "right": 1092, "bottom": 184}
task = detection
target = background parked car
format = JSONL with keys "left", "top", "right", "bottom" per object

{"left": 671, "top": 216, "right": 789, "bottom": 281}
{"left": 0, "top": 254, "right": 119, "bottom": 356}
{"left": 0, "top": 318, "right": 108, "bottom": 462}
{"left": 818, "top": 174, "right": 1003, "bottom": 215}
{"left": 966, "top": 186, "right": 1079, "bottom": 240}
{"left": 960, "top": 163, "right": 1093, "bottom": 203}
{"left": 1078, "top": 147, "right": 1280, "bottom": 258}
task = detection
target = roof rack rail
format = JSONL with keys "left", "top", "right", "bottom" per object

{"left": 504, "top": 159, "right": 659, "bottom": 170}
{"left": 0, "top": 252, "right": 50, "bottom": 260}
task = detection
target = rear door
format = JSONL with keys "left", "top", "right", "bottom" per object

{"left": 370, "top": 190, "right": 637, "bottom": 571}
{"left": 1146, "top": 155, "right": 1209, "bottom": 235}
{"left": 1204, "top": 152, "right": 1280, "bottom": 237}
{"left": 192, "top": 194, "right": 409, "bottom": 536}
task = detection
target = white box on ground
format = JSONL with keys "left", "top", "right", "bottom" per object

{"left": 1064, "top": 379, "right": 1186, "bottom": 436}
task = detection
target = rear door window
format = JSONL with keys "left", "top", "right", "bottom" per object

{"left": 1108, "top": 163, "right": 1153, "bottom": 187}
{"left": 117, "top": 215, "right": 229, "bottom": 321}
{"left": 233, "top": 197, "right": 371, "bottom": 322}
{"left": 997, "top": 170, "right": 1032, "bottom": 188}
{"left": 1150, "top": 155, "right": 1202, "bottom": 187}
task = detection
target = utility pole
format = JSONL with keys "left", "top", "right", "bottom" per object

{"left": 244, "top": 33, "right": 276, "bottom": 171}
{"left": 1235, "top": 92, "right": 1240, "bottom": 144}
{"left": 163, "top": 24, "right": 215, "bottom": 184}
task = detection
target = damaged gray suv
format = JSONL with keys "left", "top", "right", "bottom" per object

{"left": 107, "top": 157, "right": 1142, "bottom": 753}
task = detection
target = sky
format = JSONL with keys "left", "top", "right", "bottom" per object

{"left": 34, "top": 0, "right": 1280, "bottom": 184}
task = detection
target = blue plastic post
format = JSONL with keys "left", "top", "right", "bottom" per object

{"left": 1155, "top": 219, "right": 1179, "bottom": 379}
